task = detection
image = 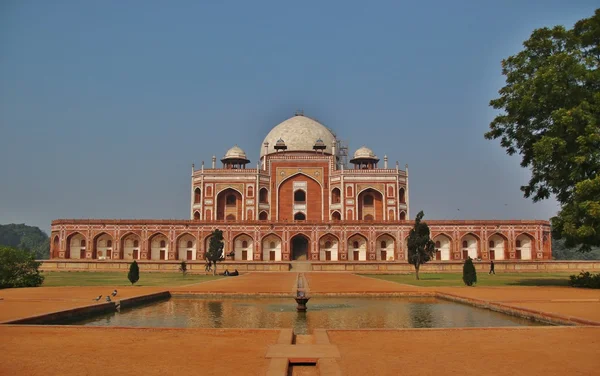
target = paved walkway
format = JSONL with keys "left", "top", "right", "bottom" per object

{"left": 1, "top": 272, "right": 600, "bottom": 375}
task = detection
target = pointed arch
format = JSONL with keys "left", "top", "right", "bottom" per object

{"left": 258, "top": 211, "right": 268, "bottom": 221}
{"left": 149, "top": 232, "right": 169, "bottom": 260}
{"left": 432, "top": 233, "right": 452, "bottom": 261}
{"left": 261, "top": 233, "right": 282, "bottom": 261}
{"left": 290, "top": 233, "right": 311, "bottom": 261}
{"left": 51, "top": 235, "right": 60, "bottom": 258}
{"left": 460, "top": 233, "right": 480, "bottom": 260}
{"left": 331, "top": 211, "right": 341, "bottom": 221}
{"left": 259, "top": 187, "right": 269, "bottom": 204}
{"left": 331, "top": 187, "right": 341, "bottom": 204}
{"left": 120, "top": 232, "right": 141, "bottom": 260}
{"left": 216, "top": 188, "right": 243, "bottom": 221}
{"left": 376, "top": 233, "right": 395, "bottom": 261}
{"left": 347, "top": 233, "right": 368, "bottom": 261}
{"left": 233, "top": 233, "right": 254, "bottom": 261}
{"left": 66, "top": 232, "right": 86, "bottom": 259}
{"left": 194, "top": 187, "right": 201, "bottom": 204}
{"left": 93, "top": 232, "right": 114, "bottom": 260}
{"left": 399, "top": 211, "right": 406, "bottom": 221}
{"left": 488, "top": 233, "right": 508, "bottom": 260}
{"left": 515, "top": 232, "right": 535, "bottom": 260}
{"left": 176, "top": 232, "right": 197, "bottom": 261}
{"left": 357, "top": 188, "right": 383, "bottom": 221}
{"left": 319, "top": 233, "right": 340, "bottom": 261}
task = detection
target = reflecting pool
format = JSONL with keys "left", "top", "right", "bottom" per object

{"left": 70, "top": 297, "right": 547, "bottom": 334}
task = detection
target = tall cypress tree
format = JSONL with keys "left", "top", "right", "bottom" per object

{"left": 128, "top": 260, "right": 140, "bottom": 285}
{"left": 463, "top": 257, "right": 477, "bottom": 286}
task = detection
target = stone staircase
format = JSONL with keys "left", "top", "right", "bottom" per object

{"left": 290, "top": 261, "right": 312, "bottom": 272}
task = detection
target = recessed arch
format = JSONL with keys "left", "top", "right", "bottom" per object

{"left": 51, "top": 235, "right": 60, "bottom": 258}
{"left": 331, "top": 187, "right": 341, "bottom": 204}
{"left": 193, "top": 211, "right": 200, "bottom": 220}
{"left": 319, "top": 233, "right": 340, "bottom": 261}
{"left": 120, "top": 232, "right": 141, "bottom": 260}
{"left": 357, "top": 188, "right": 383, "bottom": 221}
{"left": 261, "top": 233, "right": 282, "bottom": 261}
{"left": 488, "top": 233, "right": 508, "bottom": 260}
{"left": 399, "top": 211, "right": 406, "bottom": 221}
{"left": 176, "top": 232, "right": 197, "bottom": 261}
{"left": 258, "top": 211, "right": 268, "bottom": 221}
{"left": 331, "top": 211, "right": 341, "bottom": 221}
{"left": 149, "top": 232, "right": 169, "bottom": 260}
{"left": 66, "top": 232, "right": 86, "bottom": 259}
{"left": 290, "top": 233, "right": 311, "bottom": 261}
{"left": 515, "top": 232, "right": 535, "bottom": 260}
{"left": 93, "top": 232, "right": 114, "bottom": 260}
{"left": 194, "top": 187, "right": 201, "bottom": 204}
{"left": 259, "top": 188, "right": 269, "bottom": 204}
{"left": 460, "top": 233, "right": 480, "bottom": 260}
{"left": 294, "top": 212, "right": 306, "bottom": 221}
{"left": 432, "top": 233, "right": 452, "bottom": 261}
{"left": 376, "top": 233, "right": 395, "bottom": 261}
{"left": 216, "top": 188, "right": 243, "bottom": 221}
{"left": 399, "top": 187, "right": 406, "bottom": 203}
{"left": 233, "top": 233, "right": 254, "bottom": 261}
{"left": 348, "top": 233, "right": 368, "bottom": 261}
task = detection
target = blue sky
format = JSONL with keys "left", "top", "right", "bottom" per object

{"left": 1, "top": 1, "right": 597, "bottom": 234}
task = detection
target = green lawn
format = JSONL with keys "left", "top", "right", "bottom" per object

{"left": 41, "top": 271, "right": 222, "bottom": 287}
{"left": 364, "top": 272, "right": 574, "bottom": 287}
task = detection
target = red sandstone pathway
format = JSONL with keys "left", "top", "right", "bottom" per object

{"left": 329, "top": 327, "right": 600, "bottom": 376}
{"left": 0, "top": 326, "right": 278, "bottom": 376}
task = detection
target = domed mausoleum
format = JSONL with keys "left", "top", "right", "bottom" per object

{"left": 50, "top": 112, "right": 552, "bottom": 267}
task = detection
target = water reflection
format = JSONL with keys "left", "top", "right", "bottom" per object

{"left": 72, "top": 297, "right": 547, "bottom": 334}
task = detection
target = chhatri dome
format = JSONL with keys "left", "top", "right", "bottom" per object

{"left": 223, "top": 145, "right": 248, "bottom": 160}
{"left": 353, "top": 146, "right": 377, "bottom": 159}
{"left": 260, "top": 113, "right": 336, "bottom": 157}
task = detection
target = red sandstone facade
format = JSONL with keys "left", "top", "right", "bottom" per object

{"left": 50, "top": 114, "right": 552, "bottom": 262}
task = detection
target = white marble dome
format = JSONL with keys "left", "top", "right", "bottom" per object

{"left": 260, "top": 115, "right": 336, "bottom": 157}
{"left": 353, "top": 146, "right": 377, "bottom": 159}
{"left": 223, "top": 145, "right": 248, "bottom": 160}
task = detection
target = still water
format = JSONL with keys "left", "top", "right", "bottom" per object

{"left": 71, "top": 297, "right": 546, "bottom": 334}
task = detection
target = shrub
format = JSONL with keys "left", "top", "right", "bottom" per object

{"left": 462, "top": 257, "right": 477, "bottom": 286}
{"left": 569, "top": 271, "right": 600, "bottom": 289}
{"left": 128, "top": 261, "right": 140, "bottom": 285}
{"left": 0, "top": 246, "right": 44, "bottom": 288}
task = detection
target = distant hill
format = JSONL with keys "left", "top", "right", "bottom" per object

{"left": 0, "top": 224, "right": 50, "bottom": 259}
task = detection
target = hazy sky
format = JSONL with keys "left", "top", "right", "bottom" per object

{"left": 1, "top": 1, "right": 597, "bottom": 234}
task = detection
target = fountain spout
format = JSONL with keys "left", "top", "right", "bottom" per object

{"left": 295, "top": 274, "right": 310, "bottom": 311}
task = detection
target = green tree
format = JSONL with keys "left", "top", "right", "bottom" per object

{"left": 128, "top": 261, "right": 140, "bottom": 285}
{"left": 462, "top": 257, "right": 477, "bottom": 286}
{"left": 407, "top": 211, "right": 436, "bottom": 280}
{"left": 0, "top": 246, "right": 44, "bottom": 288}
{"left": 179, "top": 260, "right": 187, "bottom": 276}
{"left": 205, "top": 229, "right": 225, "bottom": 276}
{"left": 0, "top": 224, "right": 50, "bottom": 259}
{"left": 485, "top": 9, "right": 600, "bottom": 252}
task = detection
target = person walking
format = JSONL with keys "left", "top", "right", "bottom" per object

{"left": 489, "top": 260, "right": 495, "bottom": 275}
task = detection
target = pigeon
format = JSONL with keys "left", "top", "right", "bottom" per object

{"left": 106, "top": 296, "right": 112, "bottom": 302}
{"left": 111, "top": 289, "right": 117, "bottom": 297}
{"left": 93, "top": 295, "right": 102, "bottom": 301}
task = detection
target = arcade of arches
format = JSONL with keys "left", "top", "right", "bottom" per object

{"left": 50, "top": 226, "right": 549, "bottom": 262}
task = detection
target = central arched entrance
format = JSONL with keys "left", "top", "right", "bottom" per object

{"left": 291, "top": 234, "right": 309, "bottom": 261}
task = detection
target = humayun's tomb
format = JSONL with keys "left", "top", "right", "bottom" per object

{"left": 50, "top": 113, "right": 552, "bottom": 265}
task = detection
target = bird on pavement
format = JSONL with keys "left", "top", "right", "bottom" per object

{"left": 106, "top": 296, "right": 112, "bottom": 302}
{"left": 93, "top": 295, "right": 102, "bottom": 301}
{"left": 111, "top": 289, "right": 117, "bottom": 297}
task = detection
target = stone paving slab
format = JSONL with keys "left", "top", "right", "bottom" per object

{"left": 305, "top": 272, "right": 424, "bottom": 293}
